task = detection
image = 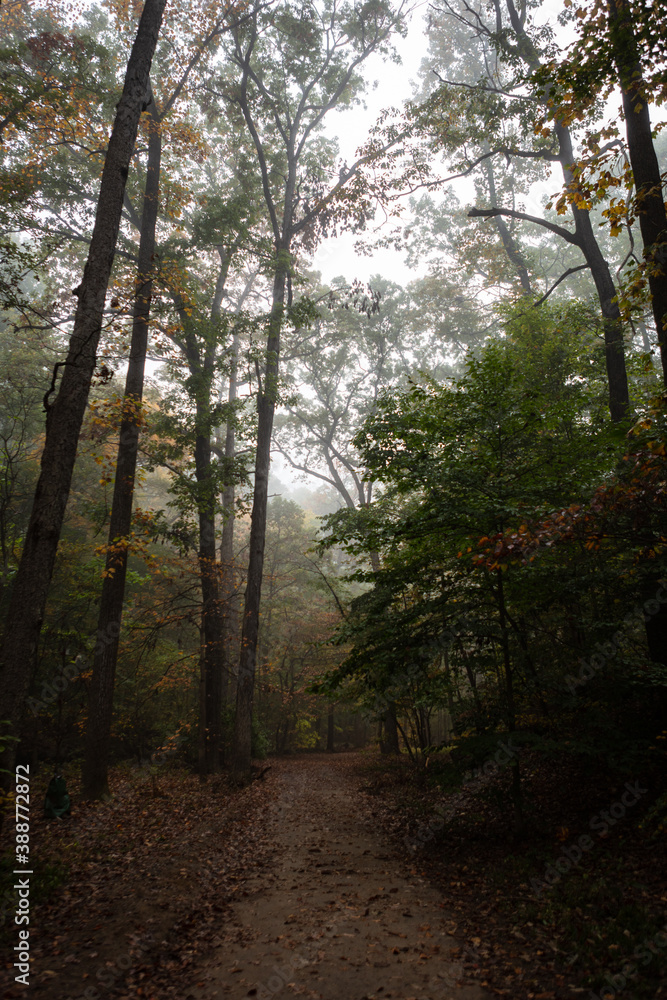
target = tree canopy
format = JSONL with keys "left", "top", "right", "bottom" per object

{"left": 1, "top": 4, "right": 667, "bottom": 995}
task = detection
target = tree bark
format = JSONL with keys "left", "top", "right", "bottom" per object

{"left": 382, "top": 701, "right": 401, "bottom": 755}
{"left": 82, "top": 91, "right": 162, "bottom": 800}
{"left": 561, "top": 129, "right": 630, "bottom": 422}
{"left": 503, "top": 0, "right": 630, "bottom": 422}
{"left": 216, "top": 271, "right": 257, "bottom": 723}
{"left": 483, "top": 150, "right": 532, "bottom": 294}
{"left": 495, "top": 567, "right": 525, "bottom": 839}
{"left": 195, "top": 425, "right": 225, "bottom": 772}
{"left": 0, "top": 0, "right": 167, "bottom": 804}
{"left": 167, "top": 257, "right": 231, "bottom": 775}
{"left": 603, "top": 0, "right": 667, "bottom": 677}
{"left": 607, "top": 0, "right": 667, "bottom": 385}
{"left": 231, "top": 258, "right": 287, "bottom": 780}
{"left": 219, "top": 315, "right": 246, "bottom": 718}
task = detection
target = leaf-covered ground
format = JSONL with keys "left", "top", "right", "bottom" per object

{"left": 1, "top": 761, "right": 276, "bottom": 999}
{"left": 1, "top": 754, "right": 489, "bottom": 1000}
{"left": 1, "top": 751, "right": 665, "bottom": 1000}
{"left": 360, "top": 750, "right": 667, "bottom": 1000}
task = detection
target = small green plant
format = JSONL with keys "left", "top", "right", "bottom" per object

{"left": 251, "top": 716, "right": 271, "bottom": 760}
{"left": 292, "top": 716, "right": 319, "bottom": 750}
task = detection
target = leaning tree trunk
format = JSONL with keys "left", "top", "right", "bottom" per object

{"left": 608, "top": 0, "right": 667, "bottom": 385}
{"left": 231, "top": 256, "right": 287, "bottom": 781}
{"left": 0, "top": 0, "right": 167, "bottom": 809}
{"left": 83, "top": 91, "right": 162, "bottom": 801}
{"left": 560, "top": 128, "right": 630, "bottom": 423}
{"left": 483, "top": 149, "right": 532, "bottom": 295}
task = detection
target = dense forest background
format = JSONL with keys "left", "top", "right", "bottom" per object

{"left": 0, "top": 0, "right": 665, "bottom": 780}
{"left": 1, "top": 0, "right": 667, "bottom": 997}
{"left": 0, "top": 0, "right": 667, "bottom": 780}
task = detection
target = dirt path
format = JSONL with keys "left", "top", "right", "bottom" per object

{"left": 190, "top": 754, "right": 488, "bottom": 1000}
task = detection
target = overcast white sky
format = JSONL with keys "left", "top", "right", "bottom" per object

{"left": 312, "top": 3, "right": 430, "bottom": 287}
{"left": 309, "top": 0, "right": 593, "bottom": 289}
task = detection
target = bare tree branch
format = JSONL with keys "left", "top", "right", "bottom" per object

{"left": 431, "top": 68, "right": 536, "bottom": 101}
{"left": 531, "top": 264, "right": 589, "bottom": 307}
{"left": 468, "top": 206, "right": 581, "bottom": 246}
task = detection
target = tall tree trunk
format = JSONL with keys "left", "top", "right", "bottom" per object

{"left": 607, "top": 0, "right": 667, "bottom": 385}
{"left": 495, "top": 568, "right": 524, "bottom": 839}
{"left": 604, "top": 0, "right": 667, "bottom": 681}
{"left": 504, "top": 0, "right": 630, "bottom": 422}
{"left": 197, "top": 626, "right": 207, "bottom": 774}
{"left": 218, "top": 272, "right": 257, "bottom": 721}
{"left": 382, "top": 702, "right": 400, "bottom": 755}
{"left": 195, "top": 423, "right": 225, "bottom": 773}
{"left": 561, "top": 131, "right": 630, "bottom": 423}
{"left": 483, "top": 150, "right": 532, "bottom": 294}
{"left": 168, "top": 251, "right": 231, "bottom": 775}
{"left": 231, "top": 257, "right": 287, "bottom": 780}
{"left": 219, "top": 327, "right": 240, "bottom": 716}
{"left": 192, "top": 255, "right": 235, "bottom": 775}
{"left": 0, "top": 0, "right": 166, "bottom": 806}
{"left": 219, "top": 483, "right": 236, "bottom": 710}
{"left": 83, "top": 91, "right": 161, "bottom": 801}
{"left": 227, "top": 0, "right": 401, "bottom": 781}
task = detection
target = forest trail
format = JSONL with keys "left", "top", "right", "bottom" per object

{"left": 190, "top": 754, "right": 489, "bottom": 1000}
{"left": 1, "top": 754, "right": 494, "bottom": 1000}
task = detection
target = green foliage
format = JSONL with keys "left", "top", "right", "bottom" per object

{"left": 320, "top": 302, "right": 666, "bottom": 772}
{"left": 251, "top": 716, "right": 271, "bottom": 760}
{"left": 291, "top": 715, "right": 320, "bottom": 750}
{"left": 253, "top": 497, "right": 348, "bottom": 754}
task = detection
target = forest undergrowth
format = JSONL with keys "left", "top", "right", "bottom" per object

{"left": 0, "top": 761, "right": 279, "bottom": 1000}
{"left": 359, "top": 750, "right": 667, "bottom": 1000}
